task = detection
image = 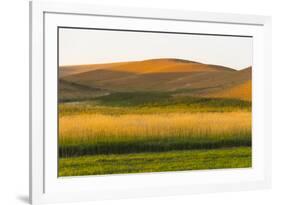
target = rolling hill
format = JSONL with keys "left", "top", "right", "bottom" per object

{"left": 59, "top": 58, "right": 252, "bottom": 102}
{"left": 59, "top": 79, "right": 109, "bottom": 102}
{"left": 208, "top": 80, "right": 252, "bottom": 101}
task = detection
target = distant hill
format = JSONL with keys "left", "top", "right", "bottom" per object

{"left": 60, "top": 58, "right": 236, "bottom": 76}
{"left": 59, "top": 59, "right": 252, "bottom": 102}
{"left": 201, "top": 67, "right": 252, "bottom": 101}
{"left": 59, "top": 79, "right": 109, "bottom": 102}
{"left": 208, "top": 79, "right": 252, "bottom": 101}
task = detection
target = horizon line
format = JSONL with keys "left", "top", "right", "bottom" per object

{"left": 59, "top": 57, "right": 252, "bottom": 71}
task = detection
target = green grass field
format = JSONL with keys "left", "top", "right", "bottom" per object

{"left": 59, "top": 92, "right": 251, "bottom": 115}
{"left": 59, "top": 147, "right": 251, "bottom": 176}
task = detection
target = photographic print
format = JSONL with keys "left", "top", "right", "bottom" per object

{"left": 58, "top": 28, "right": 252, "bottom": 177}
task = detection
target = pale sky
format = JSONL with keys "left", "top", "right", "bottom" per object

{"left": 59, "top": 28, "right": 252, "bottom": 70}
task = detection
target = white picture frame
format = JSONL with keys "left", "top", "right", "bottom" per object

{"left": 29, "top": 1, "right": 272, "bottom": 204}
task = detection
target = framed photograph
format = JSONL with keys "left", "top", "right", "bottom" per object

{"left": 29, "top": 1, "right": 272, "bottom": 204}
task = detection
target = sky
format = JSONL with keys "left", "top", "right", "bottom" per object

{"left": 59, "top": 28, "right": 253, "bottom": 70}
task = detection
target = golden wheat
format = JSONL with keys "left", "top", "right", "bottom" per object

{"left": 59, "top": 112, "right": 251, "bottom": 141}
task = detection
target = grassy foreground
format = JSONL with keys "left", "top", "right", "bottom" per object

{"left": 58, "top": 93, "right": 252, "bottom": 176}
{"left": 59, "top": 147, "right": 251, "bottom": 176}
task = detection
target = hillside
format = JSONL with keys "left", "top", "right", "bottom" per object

{"left": 59, "top": 79, "right": 109, "bottom": 102}
{"left": 59, "top": 58, "right": 252, "bottom": 102}
{"left": 208, "top": 80, "right": 252, "bottom": 101}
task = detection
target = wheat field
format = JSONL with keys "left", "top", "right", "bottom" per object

{"left": 60, "top": 112, "right": 251, "bottom": 141}
{"left": 59, "top": 111, "right": 251, "bottom": 157}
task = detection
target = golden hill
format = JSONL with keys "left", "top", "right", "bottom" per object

{"left": 60, "top": 58, "right": 235, "bottom": 76}
{"left": 99, "top": 59, "right": 235, "bottom": 74}
{"left": 208, "top": 80, "right": 252, "bottom": 101}
{"left": 59, "top": 59, "right": 252, "bottom": 101}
